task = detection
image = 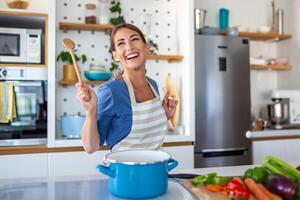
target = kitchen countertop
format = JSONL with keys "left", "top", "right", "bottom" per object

{"left": 0, "top": 165, "right": 254, "bottom": 200}
{"left": 246, "top": 129, "right": 300, "bottom": 140}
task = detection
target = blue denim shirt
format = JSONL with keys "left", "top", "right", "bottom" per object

{"left": 96, "top": 77, "right": 159, "bottom": 150}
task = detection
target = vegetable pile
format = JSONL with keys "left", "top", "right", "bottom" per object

{"left": 191, "top": 155, "right": 300, "bottom": 200}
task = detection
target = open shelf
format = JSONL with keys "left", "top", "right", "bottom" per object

{"left": 220, "top": 31, "right": 291, "bottom": 41}
{"left": 59, "top": 22, "right": 113, "bottom": 33}
{"left": 59, "top": 80, "right": 106, "bottom": 87}
{"left": 250, "top": 64, "right": 291, "bottom": 70}
{"left": 238, "top": 32, "right": 291, "bottom": 41}
{"left": 146, "top": 54, "right": 183, "bottom": 63}
{"left": 0, "top": 63, "right": 47, "bottom": 68}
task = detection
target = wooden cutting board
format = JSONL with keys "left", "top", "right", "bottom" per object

{"left": 181, "top": 179, "right": 257, "bottom": 200}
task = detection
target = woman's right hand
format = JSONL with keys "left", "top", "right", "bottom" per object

{"left": 75, "top": 82, "right": 98, "bottom": 115}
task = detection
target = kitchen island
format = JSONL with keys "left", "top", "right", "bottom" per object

{"left": 0, "top": 165, "right": 254, "bottom": 200}
{"left": 246, "top": 129, "right": 300, "bottom": 164}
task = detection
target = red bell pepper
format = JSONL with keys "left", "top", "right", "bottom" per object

{"left": 226, "top": 179, "right": 250, "bottom": 200}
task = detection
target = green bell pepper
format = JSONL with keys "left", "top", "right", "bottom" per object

{"left": 243, "top": 167, "right": 268, "bottom": 184}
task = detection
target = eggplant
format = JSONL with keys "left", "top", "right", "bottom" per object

{"left": 266, "top": 174, "right": 297, "bottom": 200}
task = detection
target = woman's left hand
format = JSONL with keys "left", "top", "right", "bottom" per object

{"left": 162, "top": 90, "right": 178, "bottom": 120}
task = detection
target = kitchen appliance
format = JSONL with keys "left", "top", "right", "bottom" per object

{"left": 267, "top": 90, "right": 300, "bottom": 129}
{"left": 0, "top": 67, "right": 47, "bottom": 146}
{"left": 97, "top": 150, "right": 178, "bottom": 199}
{"left": 0, "top": 27, "right": 42, "bottom": 63}
{"left": 194, "top": 35, "right": 252, "bottom": 168}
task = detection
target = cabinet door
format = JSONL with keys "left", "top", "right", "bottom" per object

{"left": 252, "top": 139, "right": 300, "bottom": 164}
{"left": 164, "top": 145, "right": 194, "bottom": 171}
{"left": 0, "top": 154, "right": 48, "bottom": 179}
{"left": 48, "top": 151, "right": 109, "bottom": 177}
{"left": 48, "top": 146, "right": 194, "bottom": 177}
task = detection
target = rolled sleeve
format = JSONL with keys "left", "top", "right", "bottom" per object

{"left": 96, "top": 85, "right": 114, "bottom": 146}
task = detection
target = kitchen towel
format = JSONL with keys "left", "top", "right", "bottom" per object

{"left": 0, "top": 82, "right": 16, "bottom": 123}
{"left": 164, "top": 75, "right": 180, "bottom": 131}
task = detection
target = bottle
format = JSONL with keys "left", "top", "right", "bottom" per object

{"left": 98, "top": 0, "right": 109, "bottom": 24}
{"left": 277, "top": 9, "right": 284, "bottom": 34}
{"left": 219, "top": 8, "right": 229, "bottom": 30}
{"left": 85, "top": 3, "right": 97, "bottom": 24}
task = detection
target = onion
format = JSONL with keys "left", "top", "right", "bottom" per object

{"left": 266, "top": 174, "right": 297, "bottom": 200}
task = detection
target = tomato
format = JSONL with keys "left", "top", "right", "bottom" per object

{"left": 296, "top": 166, "right": 300, "bottom": 171}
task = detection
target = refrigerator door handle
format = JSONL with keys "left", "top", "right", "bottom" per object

{"left": 199, "top": 148, "right": 248, "bottom": 158}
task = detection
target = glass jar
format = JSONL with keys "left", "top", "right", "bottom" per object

{"left": 98, "top": 0, "right": 109, "bottom": 24}
{"left": 85, "top": 3, "right": 97, "bottom": 24}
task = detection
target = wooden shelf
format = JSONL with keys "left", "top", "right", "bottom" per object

{"left": 146, "top": 54, "right": 183, "bottom": 63}
{"left": 239, "top": 32, "right": 291, "bottom": 41}
{"left": 250, "top": 64, "right": 291, "bottom": 70}
{"left": 220, "top": 31, "right": 291, "bottom": 41}
{"left": 0, "top": 63, "right": 47, "bottom": 68}
{"left": 59, "top": 80, "right": 106, "bottom": 87}
{"left": 59, "top": 22, "right": 113, "bottom": 33}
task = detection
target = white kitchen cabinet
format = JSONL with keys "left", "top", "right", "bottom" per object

{"left": 48, "top": 145, "right": 194, "bottom": 177}
{"left": 0, "top": 154, "right": 48, "bottom": 179}
{"left": 252, "top": 139, "right": 300, "bottom": 164}
{"left": 48, "top": 150, "right": 109, "bottom": 177}
{"left": 164, "top": 145, "right": 194, "bottom": 172}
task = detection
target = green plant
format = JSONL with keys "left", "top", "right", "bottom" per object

{"left": 56, "top": 50, "right": 87, "bottom": 65}
{"left": 109, "top": 0, "right": 125, "bottom": 26}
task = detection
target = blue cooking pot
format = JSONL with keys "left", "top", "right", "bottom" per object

{"left": 97, "top": 150, "right": 178, "bottom": 199}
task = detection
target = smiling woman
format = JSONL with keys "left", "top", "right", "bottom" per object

{"left": 75, "top": 23, "right": 179, "bottom": 154}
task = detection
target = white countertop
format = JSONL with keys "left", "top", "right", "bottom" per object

{"left": 0, "top": 165, "right": 254, "bottom": 200}
{"left": 246, "top": 129, "right": 300, "bottom": 139}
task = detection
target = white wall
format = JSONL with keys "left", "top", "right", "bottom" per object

{"left": 277, "top": 0, "right": 300, "bottom": 89}
{"left": 194, "top": 0, "right": 292, "bottom": 120}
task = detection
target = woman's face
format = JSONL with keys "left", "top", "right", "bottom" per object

{"left": 112, "top": 27, "right": 149, "bottom": 71}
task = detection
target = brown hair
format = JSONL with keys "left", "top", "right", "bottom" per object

{"left": 110, "top": 23, "right": 146, "bottom": 51}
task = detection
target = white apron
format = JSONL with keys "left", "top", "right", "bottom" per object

{"left": 112, "top": 75, "right": 168, "bottom": 152}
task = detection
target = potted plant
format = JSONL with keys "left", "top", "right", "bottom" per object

{"left": 109, "top": 0, "right": 125, "bottom": 26}
{"left": 56, "top": 50, "right": 87, "bottom": 82}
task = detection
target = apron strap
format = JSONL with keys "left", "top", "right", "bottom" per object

{"left": 122, "top": 74, "right": 159, "bottom": 105}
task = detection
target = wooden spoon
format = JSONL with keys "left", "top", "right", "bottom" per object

{"left": 63, "top": 38, "right": 90, "bottom": 102}
{"left": 62, "top": 38, "right": 82, "bottom": 82}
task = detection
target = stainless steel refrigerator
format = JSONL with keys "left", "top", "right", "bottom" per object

{"left": 194, "top": 35, "right": 252, "bottom": 168}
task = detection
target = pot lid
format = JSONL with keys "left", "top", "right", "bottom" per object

{"left": 104, "top": 150, "right": 172, "bottom": 165}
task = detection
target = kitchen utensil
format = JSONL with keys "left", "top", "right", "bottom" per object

{"left": 267, "top": 98, "right": 289, "bottom": 126}
{"left": 62, "top": 38, "right": 82, "bottom": 83}
{"left": 97, "top": 150, "right": 178, "bottom": 199}
{"left": 219, "top": 8, "right": 229, "bottom": 30}
{"left": 194, "top": 8, "right": 207, "bottom": 34}
{"left": 84, "top": 71, "right": 112, "bottom": 81}
{"left": 168, "top": 173, "right": 200, "bottom": 179}
{"left": 182, "top": 179, "right": 257, "bottom": 200}
{"left": 277, "top": 9, "right": 284, "bottom": 34}
{"left": 60, "top": 115, "right": 85, "bottom": 139}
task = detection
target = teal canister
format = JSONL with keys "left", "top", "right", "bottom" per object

{"left": 219, "top": 8, "right": 229, "bottom": 30}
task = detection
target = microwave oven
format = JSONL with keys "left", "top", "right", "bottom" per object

{"left": 0, "top": 27, "right": 42, "bottom": 64}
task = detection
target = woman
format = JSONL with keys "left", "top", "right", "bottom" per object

{"left": 76, "top": 23, "right": 178, "bottom": 154}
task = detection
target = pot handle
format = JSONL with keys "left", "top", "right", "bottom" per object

{"left": 167, "top": 159, "right": 178, "bottom": 172}
{"left": 97, "top": 164, "right": 116, "bottom": 178}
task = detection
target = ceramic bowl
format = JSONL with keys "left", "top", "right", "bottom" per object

{"left": 258, "top": 26, "right": 271, "bottom": 33}
{"left": 84, "top": 71, "right": 112, "bottom": 81}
